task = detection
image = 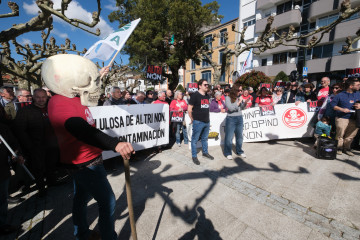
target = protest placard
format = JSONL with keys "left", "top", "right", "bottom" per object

{"left": 260, "top": 83, "right": 272, "bottom": 90}
{"left": 275, "top": 82, "right": 287, "bottom": 88}
{"left": 187, "top": 83, "right": 198, "bottom": 94}
{"left": 146, "top": 65, "right": 163, "bottom": 81}
{"left": 90, "top": 104, "right": 169, "bottom": 159}
{"left": 259, "top": 105, "right": 276, "bottom": 116}
{"left": 170, "top": 111, "right": 184, "bottom": 123}
{"left": 307, "top": 101, "right": 319, "bottom": 112}
{"left": 346, "top": 68, "right": 360, "bottom": 78}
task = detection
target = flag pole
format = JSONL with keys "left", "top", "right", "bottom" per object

{"left": 100, "top": 49, "right": 122, "bottom": 80}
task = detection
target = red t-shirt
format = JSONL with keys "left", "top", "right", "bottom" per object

{"left": 317, "top": 86, "right": 329, "bottom": 106}
{"left": 48, "top": 95, "right": 102, "bottom": 165}
{"left": 242, "top": 95, "right": 253, "bottom": 109}
{"left": 169, "top": 99, "right": 188, "bottom": 112}
{"left": 255, "top": 96, "right": 273, "bottom": 106}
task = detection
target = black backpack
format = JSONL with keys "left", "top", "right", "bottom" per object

{"left": 316, "top": 136, "right": 337, "bottom": 160}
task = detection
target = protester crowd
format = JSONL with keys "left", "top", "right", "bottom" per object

{"left": 0, "top": 75, "right": 359, "bottom": 236}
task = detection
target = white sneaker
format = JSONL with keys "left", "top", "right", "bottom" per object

{"left": 176, "top": 143, "right": 181, "bottom": 147}
{"left": 226, "top": 155, "right": 233, "bottom": 160}
{"left": 240, "top": 153, "right": 246, "bottom": 158}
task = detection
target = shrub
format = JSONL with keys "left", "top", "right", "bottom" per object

{"left": 274, "top": 71, "right": 289, "bottom": 82}
{"left": 236, "top": 70, "right": 271, "bottom": 89}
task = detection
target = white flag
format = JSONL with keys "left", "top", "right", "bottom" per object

{"left": 84, "top": 18, "right": 141, "bottom": 61}
{"left": 239, "top": 48, "right": 253, "bottom": 75}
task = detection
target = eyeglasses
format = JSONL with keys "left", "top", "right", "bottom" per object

{"left": 333, "top": 87, "right": 340, "bottom": 89}
{"left": 238, "top": 90, "right": 243, "bottom": 92}
{"left": 22, "top": 95, "right": 32, "bottom": 97}
{"left": 203, "top": 84, "right": 209, "bottom": 87}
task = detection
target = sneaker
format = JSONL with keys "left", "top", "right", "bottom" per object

{"left": 344, "top": 150, "right": 354, "bottom": 156}
{"left": 240, "top": 153, "right": 247, "bottom": 158}
{"left": 176, "top": 143, "right": 181, "bottom": 147}
{"left": 192, "top": 157, "right": 200, "bottom": 165}
{"left": 226, "top": 155, "right": 233, "bottom": 160}
{"left": 202, "top": 153, "right": 214, "bottom": 160}
{"left": 337, "top": 150, "right": 343, "bottom": 155}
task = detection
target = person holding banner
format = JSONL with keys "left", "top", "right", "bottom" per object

{"left": 188, "top": 79, "right": 214, "bottom": 165}
{"left": 224, "top": 83, "right": 247, "bottom": 160}
{"left": 272, "top": 87, "right": 283, "bottom": 105}
{"left": 210, "top": 92, "right": 227, "bottom": 113}
{"left": 280, "top": 82, "right": 305, "bottom": 105}
{"left": 255, "top": 87, "right": 273, "bottom": 107}
{"left": 170, "top": 91, "right": 188, "bottom": 146}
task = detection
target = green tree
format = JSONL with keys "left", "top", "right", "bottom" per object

{"left": 108, "top": 0, "right": 222, "bottom": 90}
{"left": 236, "top": 70, "right": 271, "bottom": 89}
{"left": 175, "top": 84, "right": 185, "bottom": 92}
{"left": 274, "top": 71, "right": 289, "bottom": 82}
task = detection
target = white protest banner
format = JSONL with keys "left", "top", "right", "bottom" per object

{"left": 185, "top": 102, "right": 315, "bottom": 147}
{"left": 89, "top": 104, "right": 169, "bottom": 159}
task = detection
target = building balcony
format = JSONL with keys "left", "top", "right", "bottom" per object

{"left": 306, "top": 17, "right": 360, "bottom": 44}
{"left": 331, "top": 52, "right": 360, "bottom": 71}
{"left": 308, "top": 0, "right": 338, "bottom": 22}
{"left": 254, "top": 63, "right": 297, "bottom": 76}
{"left": 258, "top": 40, "right": 298, "bottom": 56}
{"left": 255, "top": 9, "right": 302, "bottom": 34}
{"left": 334, "top": 18, "right": 360, "bottom": 41}
{"left": 256, "top": 0, "right": 284, "bottom": 10}
{"left": 308, "top": 0, "right": 360, "bottom": 22}
{"left": 307, "top": 58, "right": 331, "bottom": 74}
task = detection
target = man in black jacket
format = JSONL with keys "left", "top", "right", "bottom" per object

{"left": 0, "top": 123, "right": 24, "bottom": 235}
{"left": 14, "top": 89, "right": 59, "bottom": 196}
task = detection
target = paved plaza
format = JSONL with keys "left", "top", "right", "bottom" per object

{"left": 4, "top": 139, "right": 360, "bottom": 240}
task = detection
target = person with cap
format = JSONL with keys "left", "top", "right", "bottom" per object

{"left": 145, "top": 90, "right": 154, "bottom": 104}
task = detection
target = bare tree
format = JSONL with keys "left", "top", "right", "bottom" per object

{"left": 199, "top": 0, "right": 360, "bottom": 84}
{"left": 98, "top": 63, "right": 142, "bottom": 92}
{"left": 0, "top": 0, "right": 102, "bottom": 87}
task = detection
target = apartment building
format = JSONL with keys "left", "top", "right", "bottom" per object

{"left": 237, "top": 0, "right": 360, "bottom": 82}
{"left": 184, "top": 18, "right": 238, "bottom": 86}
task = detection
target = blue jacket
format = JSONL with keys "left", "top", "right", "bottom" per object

{"left": 329, "top": 91, "right": 360, "bottom": 119}
{"left": 314, "top": 121, "right": 331, "bottom": 136}
{"left": 280, "top": 90, "right": 305, "bottom": 104}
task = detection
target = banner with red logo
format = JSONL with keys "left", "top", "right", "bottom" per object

{"left": 185, "top": 102, "right": 315, "bottom": 147}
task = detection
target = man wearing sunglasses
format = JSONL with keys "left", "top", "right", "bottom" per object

{"left": 188, "top": 79, "right": 214, "bottom": 165}
{"left": 280, "top": 81, "right": 305, "bottom": 105}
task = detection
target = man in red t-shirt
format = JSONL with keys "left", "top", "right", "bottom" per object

{"left": 316, "top": 77, "right": 331, "bottom": 106}
{"left": 45, "top": 63, "right": 134, "bottom": 240}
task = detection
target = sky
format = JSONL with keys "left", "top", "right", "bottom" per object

{"left": 1, "top": 0, "right": 238, "bottom": 66}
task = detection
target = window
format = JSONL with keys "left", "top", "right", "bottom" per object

{"left": 318, "top": 14, "right": 338, "bottom": 28}
{"left": 261, "top": 58, "right": 267, "bottom": 66}
{"left": 191, "top": 73, "right": 196, "bottom": 83}
{"left": 202, "top": 54, "right": 211, "bottom": 67}
{"left": 219, "top": 50, "right": 224, "bottom": 64}
{"left": 204, "top": 35, "right": 212, "bottom": 49}
{"left": 276, "top": 1, "right": 292, "bottom": 15}
{"left": 219, "top": 29, "right": 227, "bottom": 45}
{"left": 243, "top": 19, "right": 256, "bottom": 28}
{"left": 311, "top": 44, "right": 333, "bottom": 59}
{"left": 191, "top": 60, "right": 196, "bottom": 70}
{"left": 289, "top": 52, "right": 297, "bottom": 58}
{"left": 273, "top": 52, "right": 288, "bottom": 64}
{"left": 201, "top": 71, "right": 212, "bottom": 82}
{"left": 220, "top": 72, "right": 225, "bottom": 82}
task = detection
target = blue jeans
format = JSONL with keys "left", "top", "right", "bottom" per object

{"left": 224, "top": 115, "right": 244, "bottom": 156}
{"left": 176, "top": 123, "right": 188, "bottom": 144}
{"left": 72, "top": 164, "right": 116, "bottom": 240}
{"left": 0, "top": 179, "right": 9, "bottom": 228}
{"left": 191, "top": 120, "right": 210, "bottom": 157}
